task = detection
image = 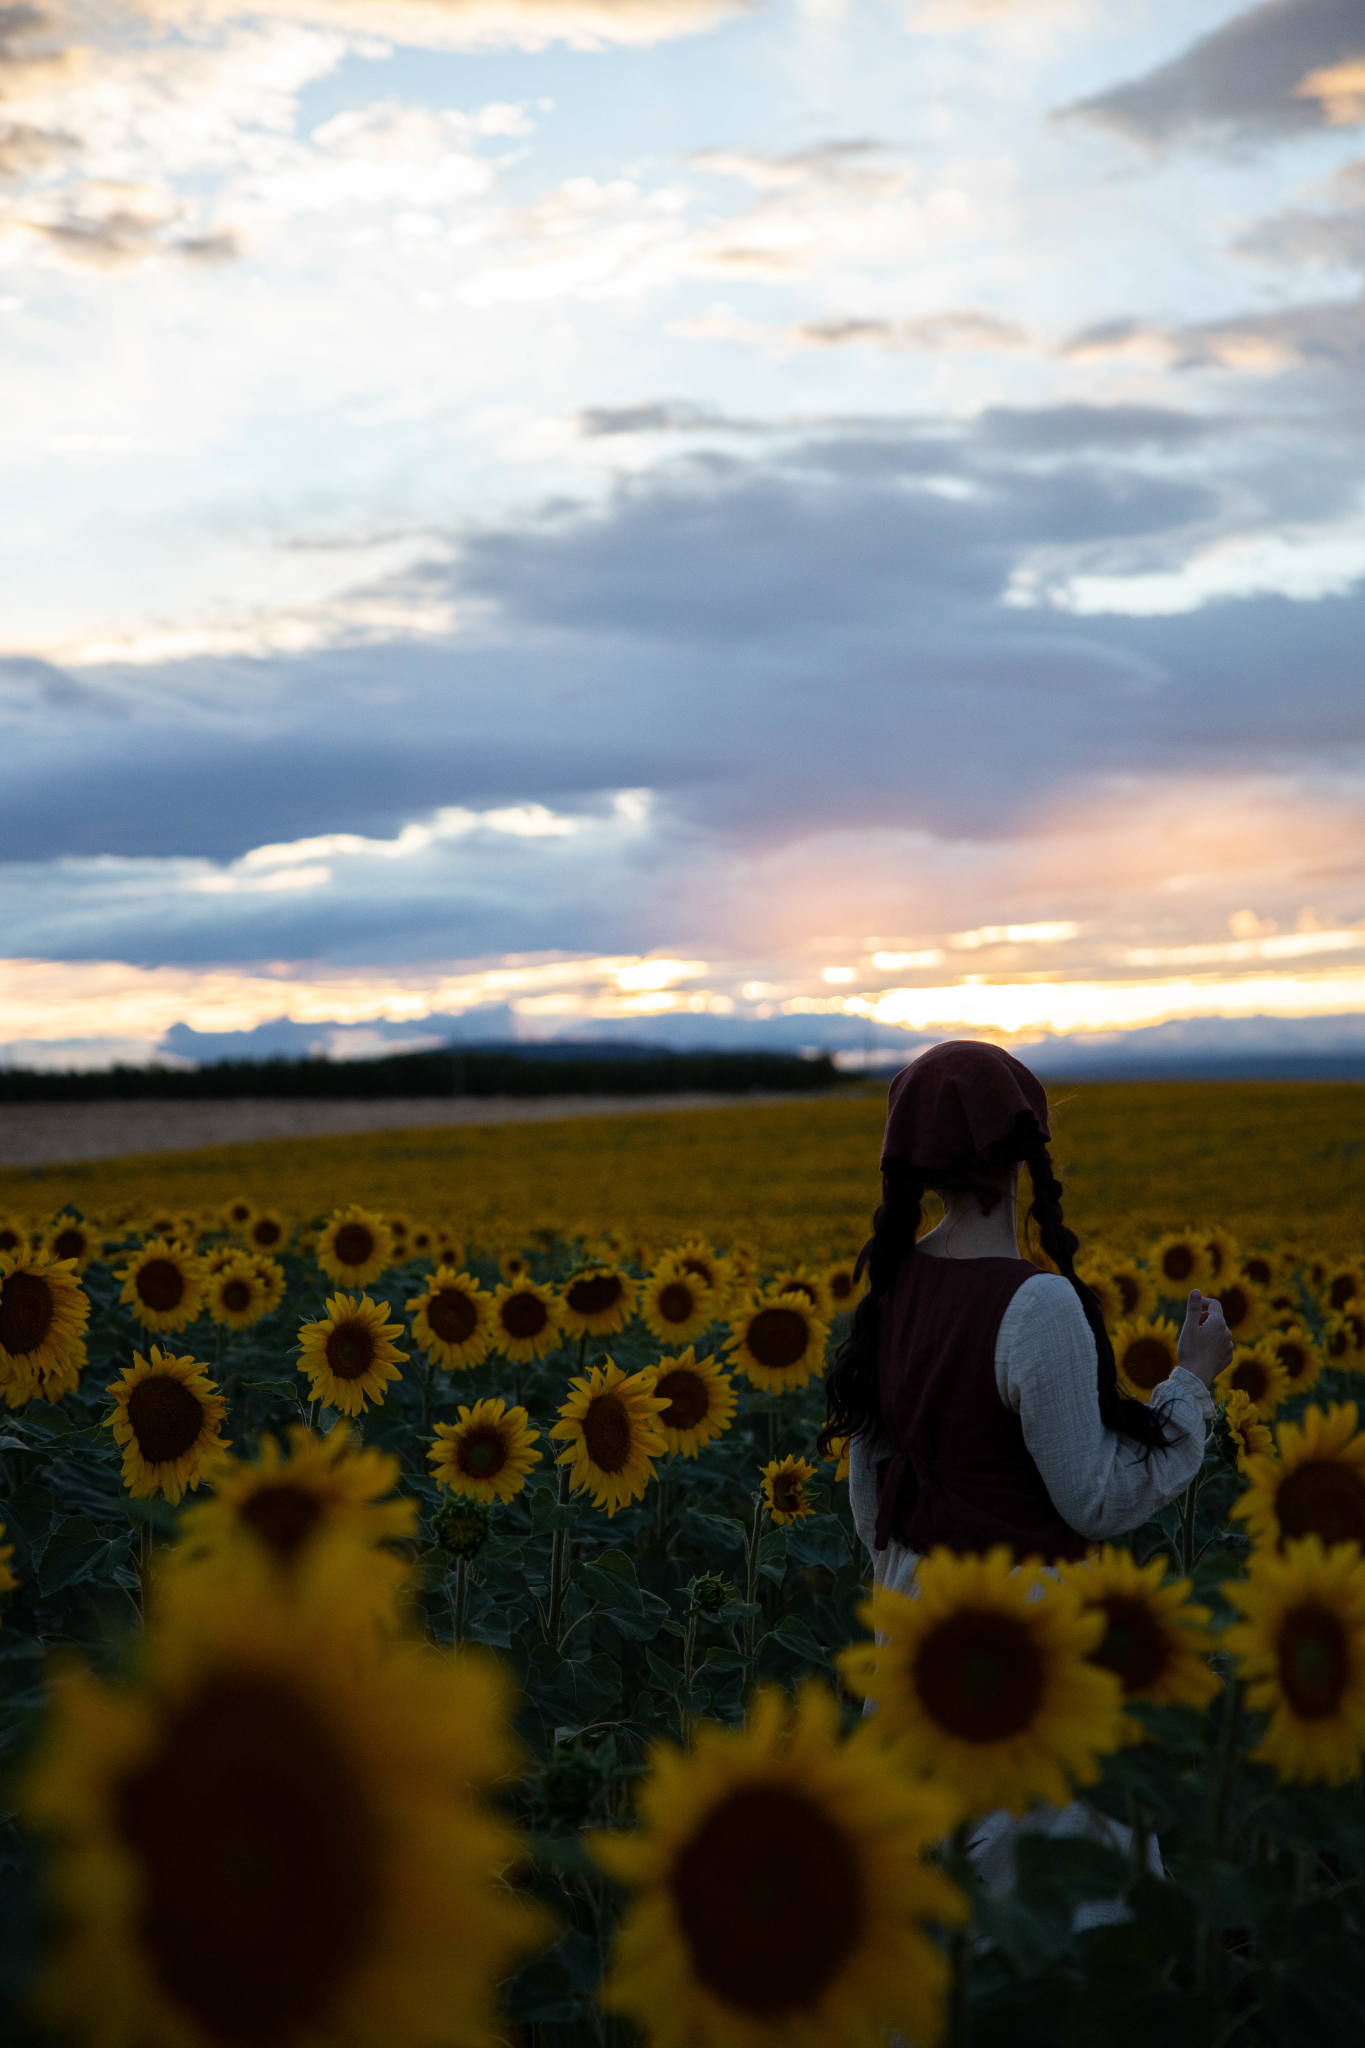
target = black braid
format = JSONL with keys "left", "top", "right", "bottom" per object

{"left": 817, "top": 1158, "right": 925, "bottom": 1455}
{"left": 1023, "top": 1139, "right": 1176, "bottom": 1455}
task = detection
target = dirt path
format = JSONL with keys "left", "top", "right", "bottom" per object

{"left": 0, "top": 1091, "right": 814, "bottom": 1168}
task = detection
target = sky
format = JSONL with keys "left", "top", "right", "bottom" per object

{"left": 2, "top": 0, "right": 1365, "bottom": 1068}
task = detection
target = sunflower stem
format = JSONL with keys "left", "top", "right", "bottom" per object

{"left": 451, "top": 1555, "right": 469, "bottom": 1646}
{"left": 742, "top": 1492, "right": 765, "bottom": 1695}
{"left": 308, "top": 1398, "right": 320, "bottom": 1434}
{"left": 420, "top": 1355, "right": 436, "bottom": 1435}
{"left": 655, "top": 1471, "right": 670, "bottom": 1552}
{"left": 546, "top": 1463, "right": 574, "bottom": 1648}
{"left": 1179, "top": 1466, "right": 1203, "bottom": 1576}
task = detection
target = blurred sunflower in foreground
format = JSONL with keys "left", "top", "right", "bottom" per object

{"left": 1225, "top": 1536, "right": 1365, "bottom": 1785}
{"left": 591, "top": 1683, "right": 963, "bottom": 2048}
{"left": 1233, "top": 1401, "right": 1365, "bottom": 1554}
{"left": 1058, "top": 1546, "right": 1220, "bottom": 1739}
{"left": 22, "top": 1559, "right": 547, "bottom": 2048}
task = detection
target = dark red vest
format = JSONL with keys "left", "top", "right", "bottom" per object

{"left": 874, "top": 1251, "right": 1087, "bottom": 1564}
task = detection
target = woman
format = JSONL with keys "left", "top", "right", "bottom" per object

{"left": 821, "top": 1039, "right": 1231, "bottom": 1891}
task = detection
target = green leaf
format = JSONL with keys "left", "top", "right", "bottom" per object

{"left": 1261, "top": 1939, "right": 1365, "bottom": 2048}
{"left": 785, "top": 1519, "right": 849, "bottom": 1571}
{"left": 533, "top": 1652, "right": 622, "bottom": 1733}
{"left": 769, "top": 1615, "right": 831, "bottom": 1668}
{"left": 644, "top": 1646, "right": 683, "bottom": 1698}
{"left": 1012, "top": 1834, "right": 1130, "bottom": 1909}
{"left": 975, "top": 1895, "right": 1075, "bottom": 1978}
{"left": 757, "top": 1528, "right": 788, "bottom": 1584}
{"left": 678, "top": 1508, "right": 745, "bottom": 1552}
{"left": 38, "top": 1517, "right": 108, "bottom": 1597}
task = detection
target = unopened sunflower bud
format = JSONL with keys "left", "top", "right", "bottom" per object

{"left": 687, "top": 1572, "right": 739, "bottom": 1616}
{"left": 433, "top": 1498, "right": 494, "bottom": 1560}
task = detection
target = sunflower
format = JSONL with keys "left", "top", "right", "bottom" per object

{"left": 1076, "top": 1263, "right": 1123, "bottom": 1330}
{"left": 1224, "top": 1536, "right": 1365, "bottom": 1785}
{"left": 43, "top": 1217, "right": 97, "bottom": 1274}
{"left": 652, "top": 1348, "right": 736, "bottom": 1458}
{"left": 1233, "top": 1402, "right": 1365, "bottom": 1554}
{"left": 550, "top": 1360, "right": 668, "bottom": 1517}
{"left": 1150, "top": 1231, "right": 1213, "bottom": 1295}
{"left": 824, "top": 1433, "right": 851, "bottom": 1483}
{"left": 220, "top": 1194, "right": 257, "bottom": 1234}
{"left": 1204, "top": 1229, "right": 1241, "bottom": 1288}
{"left": 117, "top": 1239, "right": 206, "bottom": 1335}
{"left": 823, "top": 1257, "right": 866, "bottom": 1314}
{"left": 406, "top": 1219, "right": 438, "bottom": 1260}
{"left": 1240, "top": 1248, "right": 1281, "bottom": 1290}
{"left": 105, "top": 1349, "right": 228, "bottom": 1504}
{"left": 251, "top": 1256, "right": 286, "bottom": 1314}
{"left": 408, "top": 1268, "right": 495, "bottom": 1370}
{"left": 641, "top": 1263, "right": 717, "bottom": 1347}
{"left": 591, "top": 1683, "right": 963, "bottom": 2048}
{"left": 175, "top": 1423, "right": 416, "bottom": 1603}
{"left": 22, "top": 1556, "right": 546, "bottom": 2048}
{"left": 1325, "top": 1308, "right": 1365, "bottom": 1367}
{"left": 670, "top": 1241, "right": 738, "bottom": 1311}
{"left": 1321, "top": 1265, "right": 1363, "bottom": 1316}
{"left": 317, "top": 1206, "right": 393, "bottom": 1289}
{"left": 1215, "top": 1342, "right": 1290, "bottom": 1422}
{"left": 1108, "top": 1258, "right": 1156, "bottom": 1321}
{"left": 204, "top": 1259, "right": 271, "bottom": 1332}
{"left": 839, "top": 1546, "right": 1123, "bottom": 1816}
{"left": 144, "top": 1210, "right": 197, "bottom": 1248}
{"left": 297, "top": 1295, "right": 407, "bottom": 1417}
{"left": 384, "top": 1212, "right": 413, "bottom": 1256}
{"left": 498, "top": 1249, "right": 531, "bottom": 1283}
{"left": 762, "top": 1456, "right": 818, "bottom": 1526}
{"left": 1057, "top": 1546, "right": 1221, "bottom": 1737}
{"left": 244, "top": 1209, "right": 287, "bottom": 1254}
{"left": 1223, "top": 1388, "right": 1275, "bottom": 1472}
{"left": 1217, "top": 1276, "right": 1268, "bottom": 1344}
{"left": 0, "top": 1246, "right": 90, "bottom": 1403}
{"left": 430, "top": 1398, "right": 542, "bottom": 1504}
{"left": 1112, "top": 1318, "right": 1181, "bottom": 1403}
{"left": 773, "top": 1266, "right": 834, "bottom": 1323}
{"left": 0, "top": 1211, "right": 26, "bottom": 1258}
{"left": 560, "top": 1264, "right": 639, "bottom": 1338}
{"left": 491, "top": 1278, "right": 564, "bottom": 1363}
{"left": 1269, "top": 1321, "right": 1322, "bottom": 1397}
{"left": 728, "top": 1290, "right": 829, "bottom": 1396}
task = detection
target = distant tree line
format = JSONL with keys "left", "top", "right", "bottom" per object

{"left": 0, "top": 1045, "right": 842, "bottom": 1104}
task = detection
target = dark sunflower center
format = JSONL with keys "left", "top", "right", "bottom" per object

{"left": 458, "top": 1428, "right": 508, "bottom": 1479}
{"left": 680, "top": 1258, "right": 715, "bottom": 1286}
{"left": 1229, "top": 1357, "right": 1269, "bottom": 1403}
{"left": 1328, "top": 1325, "right": 1352, "bottom": 1360}
{"left": 0, "top": 1227, "right": 21, "bottom": 1254}
{"left": 1329, "top": 1274, "right": 1358, "bottom": 1311}
{"left": 325, "top": 1324, "right": 376, "bottom": 1381}
{"left": 137, "top": 1258, "right": 186, "bottom": 1313}
{"left": 1121, "top": 1337, "right": 1173, "bottom": 1391}
{"left": 1162, "top": 1244, "right": 1196, "bottom": 1282}
{"left": 500, "top": 1291, "right": 548, "bottom": 1339}
{"left": 1276, "top": 1340, "right": 1310, "bottom": 1381}
{"left": 126, "top": 1375, "right": 205, "bottom": 1465}
{"left": 656, "top": 1281, "right": 699, "bottom": 1326}
{"left": 229, "top": 1204, "right": 252, "bottom": 1225}
{"left": 669, "top": 1785, "right": 864, "bottom": 2018}
{"left": 1244, "top": 1256, "right": 1273, "bottom": 1288}
{"left": 427, "top": 1288, "right": 478, "bottom": 1344}
{"left": 0, "top": 1269, "right": 55, "bottom": 1356}
{"left": 583, "top": 1393, "right": 633, "bottom": 1473}
{"left": 1278, "top": 1602, "right": 1351, "bottom": 1720}
{"left": 566, "top": 1273, "right": 623, "bottom": 1316}
{"left": 51, "top": 1227, "right": 88, "bottom": 1262}
{"left": 914, "top": 1606, "right": 1046, "bottom": 1743}
{"left": 745, "top": 1307, "right": 810, "bottom": 1371}
{"left": 655, "top": 1367, "right": 709, "bottom": 1430}
{"left": 1116, "top": 1273, "right": 1141, "bottom": 1313}
{"left": 114, "top": 1673, "right": 380, "bottom": 2045}
{"left": 830, "top": 1271, "right": 854, "bottom": 1300}
{"left": 250, "top": 1219, "right": 282, "bottom": 1248}
{"left": 332, "top": 1223, "right": 376, "bottom": 1268}
{"left": 1276, "top": 1461, "right": 1365, "bottom": 1549}
{"left": 222, "top": 1279, "right": 252, "bottom": 1314}
{"left": 1221, "top": 1285, "right": 1252, "bottom": 1331}
{"left": 772, "top": 1476, "right": 803, "bottom": 1515}
{"left": 1090, "top": 1594, "right": 1169, "bottom": 1694}
{"left": 239, "top": 1483, "right": 326, "bottom": 1560}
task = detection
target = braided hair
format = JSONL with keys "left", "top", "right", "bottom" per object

{"left": 818, "top": 1119, "right": 1175, "bottom": 1456}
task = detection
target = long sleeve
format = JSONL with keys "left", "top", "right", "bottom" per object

{"left": 995, "top": 1273, "right": 1212, "bottom": 1541}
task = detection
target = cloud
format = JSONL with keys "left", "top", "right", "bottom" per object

{"left": 152, "top": 0, "right": 746, "bottom": 52}
{"left": 791, "top": 309, "right": 1031, "bottom": 352}
{"left": 1063, "top": 0, "right": 1365, "bottom": 149}
{"left": 1235, "top": 152, "right": 1365, "bottom": 268}
{"left": 1064, "top": 290, "right": 1365, "bottom": 373}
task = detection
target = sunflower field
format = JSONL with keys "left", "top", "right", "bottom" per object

{"left": 1, "top": 1103, "right": 1365, "bottom": 2045}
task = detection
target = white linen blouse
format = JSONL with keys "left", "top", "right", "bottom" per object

{"left": 849, "top": 1268, "right": 1215, "bottom": 1595}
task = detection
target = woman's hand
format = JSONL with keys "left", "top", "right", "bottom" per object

{"left": 1177, "top": 1289, "right": 1233, "bottom": 1387}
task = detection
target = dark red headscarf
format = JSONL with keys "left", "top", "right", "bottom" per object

{"left": 882, "top": 1039, "right": 1050, "bottom": 1171}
